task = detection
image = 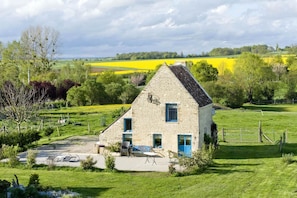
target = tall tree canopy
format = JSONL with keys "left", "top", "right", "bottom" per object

{"left": 233, "top": 52, "right": 274, "bottom": 102}
{"left": 190, "top": 60, "right": 218, "bottom": 82}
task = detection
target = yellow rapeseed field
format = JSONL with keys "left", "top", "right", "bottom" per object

{"left": 89, "top": 57, "right": 236, "bottom": 75}
{"left": 89, "top": 55, "right": 288, "bottom": 75}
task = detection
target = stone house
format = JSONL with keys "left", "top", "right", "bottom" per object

{"left": 99, "top": 63, "right": 213, "bottom": 157}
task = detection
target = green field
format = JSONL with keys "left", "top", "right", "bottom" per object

{"left": 1, "top": 103, "right": 297, "bottom": 197}
{"left": 1, "top": 143, "right": 296, "bottom": 197}
{"left": 213, "top": 104, "right": 297, "bottom": 143}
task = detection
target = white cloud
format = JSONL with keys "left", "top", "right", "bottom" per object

{"left": 0, "top": 0, "right": 296, "bottom": 57}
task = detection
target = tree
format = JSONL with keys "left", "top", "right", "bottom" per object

{"left": 30, "top": 81, "right": 56, "bottom": 100}
{"left": 119, "top": 84, "right": 140, "bottom": 104}
{"left": 81, "top": 78, "right": 107, "bottom": 105}
{"left": 57, "top": 60, "right": 90, "bottom": 84}
{"left": 190, "top": 61, "right": 218, "bottom": 82}
{"left": 270, "top": 55, "right": 287, "bottom": 81}
{"left": 0, "top": 82, "right": 46, "bottom": 132}
{"left": 66, "top": 85, "right": 87, "bottom": 106}
{"left": 56, "top": 79, "right": 78, "bottom": 100}
{"left": 130, "top": 73, "right": 146, "bottom": 86}
{"left": 105, "top": 82, "right": 123, "bottom": 104}
{"left": 20, "top": 26, "right": 59, "bottom": 76}
{"left": 1, "top": 41, "right": 24, "bottom": 84}
{"left": 96, "top": 70, "right": 124, "bottom": 85}
{"left": 233, "top": 53, "right": 268, "bottom": 102}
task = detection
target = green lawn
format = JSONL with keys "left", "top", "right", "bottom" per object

{"left": 1, "top": 143, "right": 297, "bottom": 197}
{"left": 2, "top": 103, "right": 297, "bottom": 197}
{"left": 213, "top": 104, "right": 297, "bottom": 142}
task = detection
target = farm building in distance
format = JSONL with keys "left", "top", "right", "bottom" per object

{"left": 99, "top": 63, "right": 214, "bottom": 157}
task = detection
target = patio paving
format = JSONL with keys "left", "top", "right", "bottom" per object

{"left": 17, "top": 136, "right": 181, "bottom": 172}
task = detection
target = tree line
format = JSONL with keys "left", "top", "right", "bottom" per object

{"left": 114, "top": 45, "right": 297, "bottom": 60}
{"left": 188, "top": 53, "right": 297, "bottom": 108}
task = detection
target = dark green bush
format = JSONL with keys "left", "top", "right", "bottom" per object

{"left": 0, "top": 179, "right": 10, "bottom": 193}
{"left": 28, "top": 174, "right": 40, "bottom": 188}
{"left": 44, "top": 127, "right": 54, "bottom": 140}
{"left": 0, "top": 130, "right": 41, "bottom": 149}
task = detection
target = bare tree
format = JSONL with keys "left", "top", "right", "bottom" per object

{"left": 130, "top": 73, "right": 145, "bottom": 86}
{"left": 0, "top": 82, "right": 47, "bottom": 133}
{"left": 20, "top": 26, "right": 59, "bottom": 75}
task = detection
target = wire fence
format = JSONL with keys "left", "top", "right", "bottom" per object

{"left": 220, "top": 128, "right": 296, "bottom": 144}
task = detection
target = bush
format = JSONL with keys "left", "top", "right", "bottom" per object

{"left": 44, "top": 127, "right": 54, "bottom": 140}
{"left": 104, "top": 153, "right": 116, "bottom": 171}
{"left": 179, "top": 144, "right": 215, "bottom": 173}
{"left": 28, "top": 174, "right": 40, "bottom": 188}
{"left": 26, "top": 149, "right": 37, "bottom": 168}
{"left": 168, "top": 164, "right": 176, "bottom": 175}
{"left": 204, "top": 133, "right": 212, "bottom": 145}
{"left": 80, "top": 155, "right": 97, "bottom": 170}
{"left": 282, "top": 153, "right": 294, "bottom": 164}
{"left": 0, "top": 130, "right": 41, "bottom": 149}
{"left": 107, "top": 142, "right": 121, "bottom": 152}
{"left": 0, "top": 179, "right": 10, "bottom": 193}
{"left": 1, "top": 144, "right": 20, "bottom": 167}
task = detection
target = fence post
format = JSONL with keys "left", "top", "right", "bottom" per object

{"left": 279, "top": 136, "right": 283, "bottom": 152}
{"left": 258, "top": 121, "right": 263, "bottom": 143}
{"left": 222, "top": 128, "right": 225, "bottom": 142}
{"left": 283, "top": 132, "right": 286, "bottom": 144}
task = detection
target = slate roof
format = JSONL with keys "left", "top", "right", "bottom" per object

{"left": 169, "top": 65, "right": 212, "bottom": 107}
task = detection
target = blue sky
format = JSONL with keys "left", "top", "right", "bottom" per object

{"left": 1, "top": 0, "right": 297, "bottom": 58}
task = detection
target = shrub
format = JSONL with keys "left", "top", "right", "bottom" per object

{"left": 1, "top": 144, "right": 20, "bottom": 167}
{"left": 80, "top": 155, "right": 97, "bottom": 170}
{"left": 44, "top": 127, "right": 54, "bottom": 140}
{"left": 0, "top": 130, "right": 41, "bottom": 149}
{"left": 0, "top": 179, "right": 10, "bottom": 193}
{"left": 26, "top": 149, "right": 38, "bottom": 168}
{"left": 9, "top": 187, "right": 25, "bottom": 198}
{"left": 282, "top": 153, "right": 294, "bottom": 164}
{"left": 28, "top": 174, "right": 40, "bottom": 188}
{"left": 107, "top": 142, "right": 121, "bottom": 152}
{"left": 104, "top": 153, "right": 116, "bottom": 171}
{"left": 168, "top": 164, "right": 176, "bottom": 175}
{"left": 179, "top": 144, "right": 215, "bottom": 173}
{"left": 204, "top": 133, "right": 212, "bottom": 145}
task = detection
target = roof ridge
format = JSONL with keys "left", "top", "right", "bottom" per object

{"left": 169, "top": 65, "right": 212, "bottom": 107}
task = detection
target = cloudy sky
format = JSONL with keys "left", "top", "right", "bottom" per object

{"left": 1, "top": 0, "right": 297, "bottom": 58}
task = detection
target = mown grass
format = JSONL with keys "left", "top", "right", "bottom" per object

{"left": 27, "top": 104, "right": 130, "bottom": 145}
{"left": 1, "top": 143, "right": 297, "bottom": 197}
{"left": 213, "top": 103, "right": 297, "bottom": 142}
{"left": 2, "top": 103, "right": 297, "bottom": 197}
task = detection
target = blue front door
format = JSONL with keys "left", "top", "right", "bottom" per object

{"left": 178, "top": 135, "right": 192, "bottom": 157}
